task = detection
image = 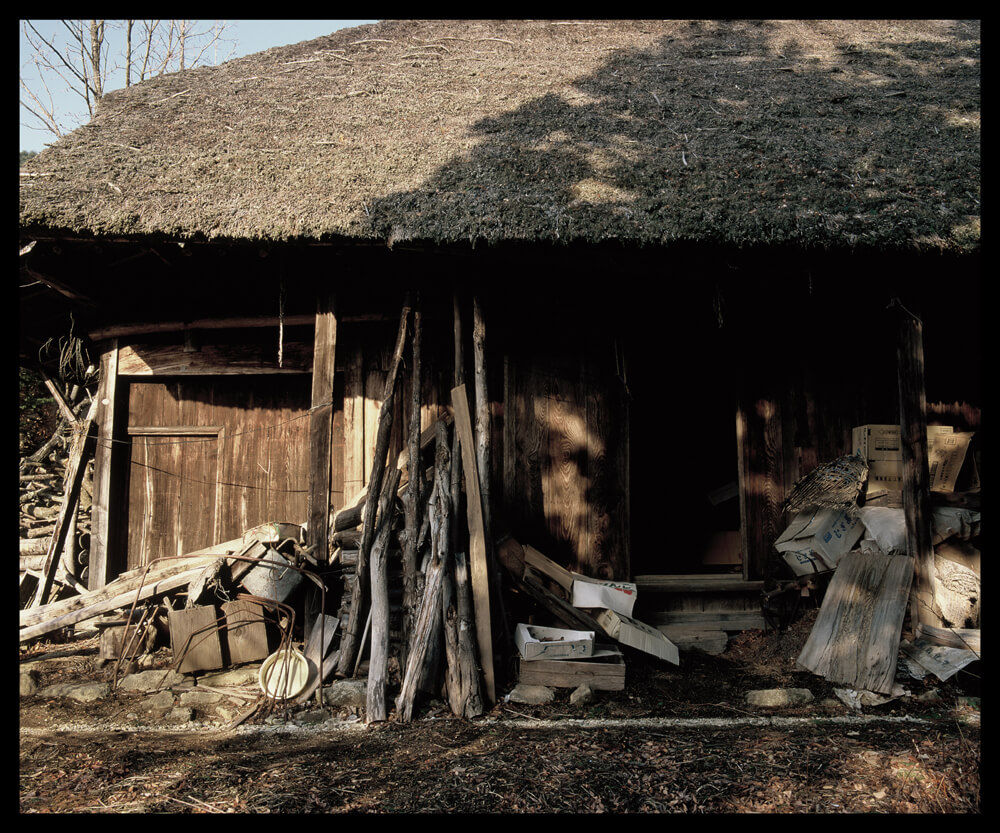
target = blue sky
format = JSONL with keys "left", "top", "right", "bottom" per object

{"left": 20, "top": 19, "right": 378, "bottom": 153}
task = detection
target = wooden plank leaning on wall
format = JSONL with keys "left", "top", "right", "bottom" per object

{"left": 89, "top": 339, "right": 121, "bottom": 590}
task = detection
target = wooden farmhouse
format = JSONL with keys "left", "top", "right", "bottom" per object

{"left": 20, "top": 21, "right": 980, "bottom": 677}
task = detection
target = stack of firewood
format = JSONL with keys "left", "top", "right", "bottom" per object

{"left": 20, "top": 441, "right": 94, "bottom": 603}
{"left": 19, "top": 372, "right": 99, "bottom": 610}
{"left": 326, "top": 293, "right": 493, "bottom": 724}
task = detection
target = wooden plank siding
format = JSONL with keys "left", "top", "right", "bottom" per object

{"left": 501, "top": 345, "right": 628, "bottom": 581}
{"left": 124, "top": 378, "right": 312, "bottom": 570}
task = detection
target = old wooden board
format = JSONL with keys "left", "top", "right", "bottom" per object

{"left": 308, "top": 292, "right": 337, "bottom": 565}
{"left": 518, "top": 650, "right": 625, "bottom": 691}
{"left": 451, "top": 383, "right": 495, "bottom": 706}
{"left": 222, "top": 600, "right": 272, "bottom": 665}
{"left": 168, "top": 605, "right": 225, "bottom": 673}
{"left": 796, "top": 551, "right": 913, "bottom": 694}
{"left": 296, "top": 613, "right": 340, "bottom": 705}
{"left": 19, "top": 554, "right": 222, "bottom": 642}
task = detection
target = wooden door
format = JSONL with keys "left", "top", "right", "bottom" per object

{"left": 127, "top": 427, "right": 220, "bottom": 569}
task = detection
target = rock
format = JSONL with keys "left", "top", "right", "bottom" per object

{"left": 507, "top": 684, "right": 554, "bottom": 705}
{"left": 144, "top": 690, "right": 175, "bottom": 713}
{"left": 322, "top": 679, "right": 367, "bottom": 708}
{"left": 297, "top": 708, "right": 330, "bottom": 724}
{"left": 570, "top": 684, "right": 594, "bottom": 706}
{"left": 20, "top": 669, "right": 40, "bottom": 696}
{"left": 39, "top": 682, "right": 111, "bottom": 703}
{"left": 166, "top": 706, "right": 194, "bottom": 724}
{"left": 745, "top": 687, "right": 815, "bottom": 708}
{"left": 118, "top": 668, "right": 186, "bottom": 692}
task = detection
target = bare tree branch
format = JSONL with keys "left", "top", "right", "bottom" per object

{"left": 20, "top": 19, "right": 235, "bottom": 141}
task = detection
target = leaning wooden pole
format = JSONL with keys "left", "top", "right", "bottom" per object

{"left": 396, "top": 423, "right": 451, "bottom": 722}
{"left": 450, "top": 289, "right": 465, "bottom": 555}
{"left": 472, "top": 295, "right": 512, "bottom": 667}
{"left": 366, "top": 464, "right": 401, "bottom": 723}
{"left": 895, "top": 299, "right": 939, "bottom": 630}
{"left": 336, "top": 296, "right": 412, "bottom": 676}
{"left": 452, "top": 382, "right": 496, "bottom": 706}
{"left": 401, "top": 295, "right": 423, "bottom": 667}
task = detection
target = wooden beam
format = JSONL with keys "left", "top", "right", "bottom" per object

{"left": 452, "top": 383, "right": 496, "bottom": 706}
{"left": 633, "top": 574, "right": 765, "bottom": 592}
{"left": 88, "top": 313, "right": 390, "bottom": 341}
{"left": 308, "top": 293, "right": 338, "bottom": 565}
{"left": 20, "top": 555, "right": 221, "bottom": 643}
{"left": 116, "top": 343, "right": 311, "bottom": 376}
{"left": 896, "top": 304, "right": 939, "bottom": 629}
{"left": 89, "top": 339, "right": 121, "bottom": 590}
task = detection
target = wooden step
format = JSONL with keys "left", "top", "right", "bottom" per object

{"left": 656, "top": 627, "right": 728, "bottom": 655}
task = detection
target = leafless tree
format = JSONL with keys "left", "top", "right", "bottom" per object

{"left": 21, "top": 19, "right": 234, "bottom": 140}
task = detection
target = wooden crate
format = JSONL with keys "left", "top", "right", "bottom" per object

{"left": 518, "top": 650, "right": 625, "bottom": 691}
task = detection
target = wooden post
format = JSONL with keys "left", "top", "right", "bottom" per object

{"left": 451, "top": 383, "right": 496, "bottom": 706}
{"left": 895, "top": 301, "right": 939, "bottom": 630}
{"left": 401, "top": 294, "right": 423, "bottom": 666}
{"left": 89, "top": 339, "right": 121, "bottom": 590}
{"left": 308, "top": 291, "right": 338, "bottom": 566}
{"left": 366, "top": 464, "right": 401, "bottom": 723}
{"left": 336, "top": 296, "right": 412, "bottom": 676}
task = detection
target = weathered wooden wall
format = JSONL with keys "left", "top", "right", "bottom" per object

{"left": 500, "top": 335, "right": 629, "bottom": 581}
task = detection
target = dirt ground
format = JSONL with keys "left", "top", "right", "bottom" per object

{"left": 20, "top": 610, "right": 980, "bottom": 814}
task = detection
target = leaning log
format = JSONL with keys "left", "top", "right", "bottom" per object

{"left": 895, "top": 302, "right": 938, "bottom": 629}
{"left": 337, "top": 296, "right": 411, "bottom": 676}
{"left": 396, "top": 424, "right": 451, "bottom": 722}
{"left": 452, "top": 383, "right": 496, "bottom": 706}
{"left": 366, "top": 465, "right": 402, "bottom": 723}
{"left": 401, "top": 296, "right": 423, "bottom": 666}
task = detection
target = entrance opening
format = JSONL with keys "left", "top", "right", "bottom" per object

{"left": 626, "top": 295, "right": 741, "bottom": 576}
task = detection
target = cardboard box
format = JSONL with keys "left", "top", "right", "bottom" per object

{"left": 774, "top": 506, "right": 864, "bottom": 575}
{"left": 570, "top": 575, "right": 637, "bottom": 617}
{"left": 515, "top": 623, "right": 594, "bottom": 661}
{"left": 928, "top": 431, "right": 978, "bottom": 493}
{"left": 596, "top": 609, "right": 680, "bottom": 666}
{"left": 852, "top": 424, "right": 955, "bottom": 497}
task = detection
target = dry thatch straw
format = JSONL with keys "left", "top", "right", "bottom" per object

{"left": 19, "top": 20, "right": 979, "bottom": 253}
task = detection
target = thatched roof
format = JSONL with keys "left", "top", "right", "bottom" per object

{"left": 19, "top": 19, "right": 980, "bottom": 252}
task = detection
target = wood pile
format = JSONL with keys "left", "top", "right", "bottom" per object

{"left": 327, "top": 293, "right": 489, "bottom": 723}
{"left": 20, "top": 378, "right": 98, "bottom": 608}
